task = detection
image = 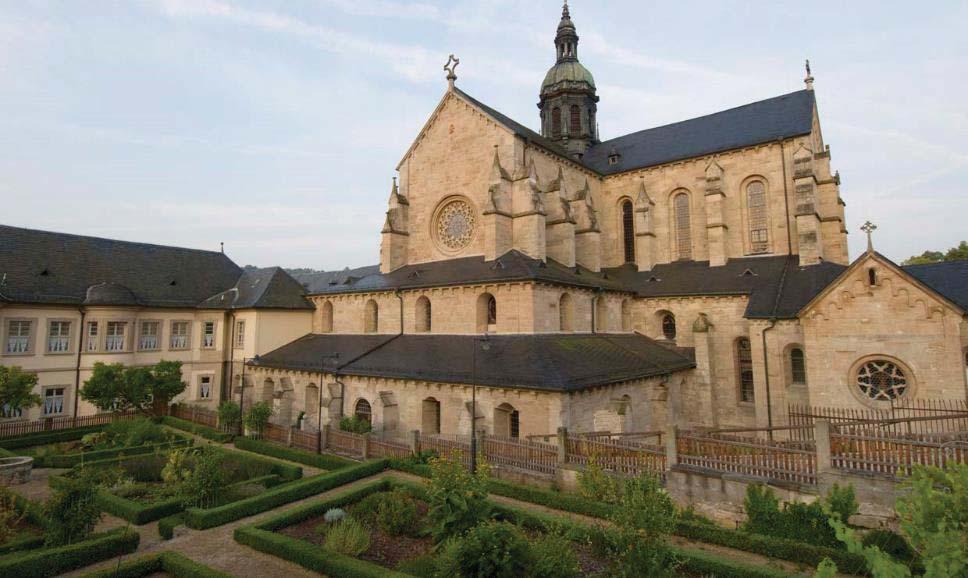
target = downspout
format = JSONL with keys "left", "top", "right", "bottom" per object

{"left": 73, "top": 307, "right": 86, "bottom": 419}
{"left": 227, "top": 312, "right": 236, "bottom": 405}
{"left": 778, "top": 138, "right": 793, "bottom": 255}
{"left": 761, "top": 258, "right": 792, "bottom": 441}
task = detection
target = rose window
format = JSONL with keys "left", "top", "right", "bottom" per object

{"left": 435, "top": 200, "right": 475, "bottom": 252}
{"left": 856, "top": 360, "right": 908, "bottom": 401}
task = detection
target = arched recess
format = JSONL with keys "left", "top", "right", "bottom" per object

{"left": 621, "top": 299, "right": 632, "bottom": 332}
{"left": 422, "top": 397, "right": 441, "bottom": 434}
{"left": 620, "top": 198, "right": 635, "bottom": 264}
{"left": 477, "top": 293, "right": 497, "bottom": 332}
{"left": 736, "top": 337, "right": 755, "bottom": 403}
{"left": 320, "top": 301, "right": 333, "bottom": 333}
{"left": 416, "top": 296, "right": 432, "bottom": 333}
{"left": 657, "top": 311, "right": 676, "bottom": 341}
{"left": 275, "top": 377, "right": 294, "bottom": 426}
{"left": 304, "top": 383, "right": 319, "bottom": 430}
{"left": 261, "top": 378, "right": 274, "bottom": 402}
{"left": 364, "top": 300, "right": 379, "bottom": 333}
{"left": 559, "top": 293, "right": 574, "bottom": 332}
{"left": 671, "top": 190, "right": 692, "bottom": 260}
{"left": 552, "top": 107, "right": 562, "bottom": 138}
{"left": 596, "top": 298, "right": 609, "bottom": 332}
{"left": 494, "top": 403, "right": 520, "bottom": 438}
{"left": 354, "top": 398, "right": 372, "bottom": 424}
{"left": 784, "top": 344, "right": 807, "bottom": 386}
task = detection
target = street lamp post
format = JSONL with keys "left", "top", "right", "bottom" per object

{"left": 470, "top": 334, "right": 491, "bottom": 474}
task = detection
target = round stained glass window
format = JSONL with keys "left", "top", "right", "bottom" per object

{"left": 434, "top": 199, "right": 475, "bottom": 253}
{"left": 856, "top": 359, "right": 908, "bottom": 401}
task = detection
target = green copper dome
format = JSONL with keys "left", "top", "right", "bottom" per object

{"left": 541, "top": 60, "right": 596, "bottom": 93}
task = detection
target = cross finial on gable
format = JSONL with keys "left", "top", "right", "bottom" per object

{"left": 861, "top": 220, "right": 877, "bottom": 254}
{"left": 444, "top": 54, "right": 460, "bottom": 89}
{"left": 804, "top": 59, "right": 815, "bottom": 90}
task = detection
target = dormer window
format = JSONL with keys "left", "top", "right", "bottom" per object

{"left": 608, "top": 149, "right": 621, "bottom": 166}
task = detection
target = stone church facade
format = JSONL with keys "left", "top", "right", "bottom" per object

{"left": 1, "top": 4, "right": 966, "bottom": 439}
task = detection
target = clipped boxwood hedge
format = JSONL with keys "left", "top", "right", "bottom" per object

{"left": 186, "top": 459, "right": 386, "bottom": 529}
{"left": 233, "top": 436, "right": 356, "bottom": 471}
{"left": 216, "top": 446, "right": 302, "bottom": 482}
{"left": 158, "top": 512, "right": 186, "bottom": 540}
{"left": 0, "top": 528, "right": 140, "bottom": 578}
{"left": 34, "top": 437, "right": 193, "bottom": 468}
{"left": 78, "top": 551, "right": 233, "bottom": 578}
{"left": 0, "top": 426, "right": 104, "bottom": 450}
{"left": 160, "top": 416, "right": 234, "bottom": 443}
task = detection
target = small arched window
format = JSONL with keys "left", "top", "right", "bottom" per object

{"left": 422, "top": 397, "right": 441, "bottom": 434}
{"left": 868, "top": 268, "right": 877, "bottom": 286}
{"left": 477, "top": 293, "right": 497, "bottom": 332}
{"left": 364, "top": 300, "right": 379, "bottom": 333}
{"left": 354, "top": 399, "right": 372, "bottom": 423}
{"left": 416, "top": 296, "right": 432, "bottom": 333}
{"left": 661, "top": 313, "right": 676, "bottom": 340}
{"left": 790, "top": 348, "right": 807, "bottom": 385}
{"left": 621, "top": 200, "right": 635, "bottom": 263}
{"left": 552, "top": 107, "right": 562, "bottom": 138}
{"left": 320, "top": 301, "right": 333, "bottom": 333}
{"left": 747, "top": 181, "right": 769, "bottom": 253}
{"left": 570, "top": 105, "right": 581, "bottom": 135}
{"left": 736, "top": 338, "right": 755, "bottom": 402}
{"left": 559, "top": 293, "right": 574, "bottom": 332}
{"left": 495, "top": 403, "right": 520, "bottom": 438}
{"left": 673, "top": 192, "right": 692, "bottom": 260}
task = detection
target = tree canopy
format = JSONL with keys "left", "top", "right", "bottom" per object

{"left": 80, "top": 360, "right": 187, "bottom": 413}
{"left": 0, "top": 365, "right": 41, "bottom": 415}
{"left": 903, "top": 241, "right": 968, "bottom": 265}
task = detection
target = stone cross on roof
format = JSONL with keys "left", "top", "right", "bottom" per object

{"left": 444, "top": 54, "right": 460, "bottom": 88}
{"left": 861, "top": 220, "right": 877, "bottom": 254}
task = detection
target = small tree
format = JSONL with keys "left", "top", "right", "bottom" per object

{"left": 162, "top": 446, "right": 225, "bottom": 508}
{"left": 426, "top": 452, "right": 490, "bottom": 543}
{"left": 0, "top": 487, "right": 26, "bottom": 544}
{"left": 0, "top": 366, "right": 41, "bottom": 417}
{"left": 43, "top": 476, "right": 101, "bottom": 546}
{"left": 81, "top": 361, "right": 187, "bottom": 414}
{"left": 610, "top": 473, "right": 679, "bottom": 578}
{"left": 217, "top": 401, "right": 242, "bottom": 431}
{"left": 244, "top": 401, "right": 273, "bottom": 437}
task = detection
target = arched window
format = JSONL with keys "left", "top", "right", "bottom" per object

{"left": 354, "top": 399, "right": 372, "bottom": 424}
{"left": 416, "top": 296, "right": 432, "bottom": 333}
{"left": 551, "top": 107, "right": 562, "bottom": 138}
{"left": 494, "top": 403, "right": 520, "bottom": 438}
{"left": 673, "top": 192, "right": 692, "bottom": 260}
{"left": 736, "top": 338, "right": 755, "bottom": 402}
{"left": 320, "top": 301, "right": 333, "bottom": 333}
{"left": 364, "top": 300, "right": 378, "bottom": 333}
{"left": 868, "top": 268, "right": 877, "bottom": 286}
{"left": 621, "top": 200, "right": 635, "bottom": 263}
{"left": 559, "top": 293, "right": 574, "bottom": 332}
{"left": 422, "top": 397, "right": 441, "bottom": 434}
{"left": 661, "top": 313, "right": 676, "bottom": 340}
{"left": 570, "top": 105, "right": 581, "bottom": 135}
{"left": 747, "top": 181, "right": 769, "bottom": 253}
{"left": 790, "top": 348, "right": 806, "bottom": 385}
{"left": 621, "top": 299, "right": 632, "bottom": 332}
{"left": 477, "top": 293, "right": 497, "bottom": 332}
{"left": 596, "top": 298, "right": 609, "bottom": 332}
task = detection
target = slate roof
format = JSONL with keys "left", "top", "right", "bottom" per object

{"left": 307, "top": 250, "right": 629, "bottom": 296}
{"left": 901, "top": 260, "right": 968, "bottom": 311}
{"left": 604, "top": 255, "right": 847, "bottom": 319}
{"left": 457, "top": 87, "right": 815, "bottom": 176}
{"left": 200, "top": 267, "right": 313, "bottom": 310}
{"left": 0, "top": 224, "right": 243, "bottom": 308}
{"left": 253, "top": 333, "right": 696, "bottom": 392}
{"left": 294, "top": 265, "right": 382, "bottom": 294}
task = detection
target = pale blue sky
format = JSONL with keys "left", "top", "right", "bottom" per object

{"left": 2, "top": 0, "right": 966, "bottom": 269}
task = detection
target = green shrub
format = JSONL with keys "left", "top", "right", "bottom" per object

{"left": 185, "top": 460, "right": 386, "bottom": 529}
{"left": 37, "top": 438, "right": 191, "bottom": 469}
{"left": 76, "top": 551, "right": 234, "bottom": 578}
{"left": 743, "top": 484, "right": 854, "bottom": 550}
{"left": 339, "top": 415, "right": 372, "bottom": 434}
{"left": 160, "top": 416, "right": 234, "bottom": 443}
{"left": 827, "top": 483, "right": 858, "bottom": 524}
{"left": 217, "top": 401, "right": 242, "bottom": 432}
{"left": 0, "top": 426, "right": 103, "bottom": 450}
{"left": 162, "top": 446, "right": 226, "bottom": 508}
{"left": 103, "top": 417, "right": 167, "bottom": 448}
{"left": 0, "top": 486, "right": 26, "bottom": 544}
{"left": 862, "top": 529, "right": 917, "bottom": 565}
{"left": 233, "top": 436, "right": 355, "bottom": 470}
{"left": 353, "top": 489, "right": 418, "bottom": 536}
{"left": 0, "top": 528, "right": 139, "bottom": 578}
{"left": 447, "top": 521, "right": 532, "bottom": 578}
{"left": 244, "top": 402, "right": 272, "bottom": 437}
{"left": 42, "top": 476, "right": 101, "bottom": 546}
{"left": 157, "top": 512, "right": 185, "bottom": 540}
{"left": 530, "top": 528, "right": 581, "bottom": 578}
{"left": 396, "top": 553, "right": 437, "bottom": 577}
{"left": 323, "top": 517, "right": 370, "bottom": 556}
{"left": 577, "top": 454, "right": 623, "bottom": 504}
{"left": 426, "top": 453, "right": 490, "bottom": 543}
{"left": 608, "top": 473, "right": 679, "bottom": 578}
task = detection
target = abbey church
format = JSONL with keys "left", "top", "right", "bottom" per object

{"left": 1, "top": 4, "right": 965, "bottom": 439}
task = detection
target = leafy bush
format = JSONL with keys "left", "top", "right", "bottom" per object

{"left": 232, "top": 436, "right": 355, "bottom": 471}
{"left": 160, "top": 416, "right": 234, "bottom": 443}
{"left": 157, "top": 513, "right": 185, "bottom": 540}
{"left": 608, "top": 473, "right": 679, "bottom": 578}
{"left": 244, "top": 402, "right": 273, "bottom": 437}
{"left": 324, "top": 508, "right": 347, "bottom": 524}
{"left": 353, "top": 489, "right": 418, "bottom": 536}
{"left": 895, "top": 463, "right": 967, "bottom": 576}
{"left": 0, "top": 487, "right": 26, "bottom": 544}
{"left": 323, "top": 517, "right": 370, "bottom": 556}
{"left": 217, "top": 401, "right": 242, "bottom": 432}
{"left": 339, "top": 415, "right": 373, "bottom": 434}
{"left": 744, "top": 483, "right": 857, "bottom": 549}
{"left": 862, "top": 529, "right": 917, "bottom": 565}
{"left": 103, "top": 418, "right": 167, "bottom": 448}
{"left": 426, "top": 453, "right": 490, "bottom": 543}
{"left": 42, "top": 476, "right": 101, "bottom": 546}
{"left": 396, "top": 553, "right": 438, "bottom": 577}
{"left": 162, "top": 446, "right": 226, "bottom": 508}
{"left": 445, "top": 521, "right": 531, "bottom": 578}
{"left": 530, "top": 527, "right": 581, "bottom": 578}
{"left": 577, "top": 454, "right": 623, "bottom": 505}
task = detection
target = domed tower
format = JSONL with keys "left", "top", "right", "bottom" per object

{"left": 538, "top": 2, "right": 599, "bottom": 159}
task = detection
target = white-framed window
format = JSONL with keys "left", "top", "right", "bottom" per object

{"left": 139, "top": 321, "right": 160, "bottom": 351}
{"left": 234, "top": 320, "right": 245, "bottom": 348}
{"left": 86, "top": 321, "right": 99, "bottom": 352}
{"left": 202, "top": 321, "right": 215, "bottom": 349}
{"left": 6, "top": 320, "right": 32, "bottom": 354}
{"left": 105, "top": 321, "right": 127, "bottom": 352}
{"left": 47, "top": 320, "right": 71, "bottom": 353}
{"left": 199, "top": 375, "right": 212, "bottom": 399}
{"left": 43, "top": 387, "right": 65, "bottom": 416}
{"left": 170, "top": 321, "right": 190, "bottom": 350}
{"left": 1, "top": 404, "right": 23, "bottom": 419}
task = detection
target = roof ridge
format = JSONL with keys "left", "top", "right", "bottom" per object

{"left": 0, "top": 223, "right": 233, "bottom": 258}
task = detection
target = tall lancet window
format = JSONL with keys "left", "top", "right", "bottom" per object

{"left": 552, "top": 107, "right": 562, "bottom": 138}
{"left": 674, "top": 192, "right": 692, "bottom": 260}
{"left": 570, "top": 105, "right": 581, "bottom": 135}
{"left": 621, "top": 200, "right": 635, "bottom": 263}
{"left": 747, "top": 181, "right": 769, "bottom": 253}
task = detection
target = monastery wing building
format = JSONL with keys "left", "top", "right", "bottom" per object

{"left": 1, "top": 4, "right": 966, "bottom": 437}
